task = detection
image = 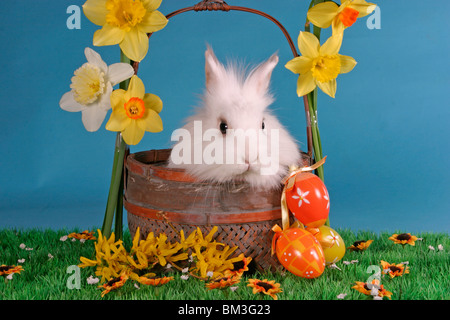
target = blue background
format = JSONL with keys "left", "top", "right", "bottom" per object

{"left": 0, "top": 0, "right": 449, "bottom": 233}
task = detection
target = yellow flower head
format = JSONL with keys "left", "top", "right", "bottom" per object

{"left": 247, "top": 279, "right": 282, "bottom": 300}
{"left": 83, "top": 0, "right": 168, "bottom": 62}
{"left": 307, "top": 0, "right": 377, "bottom": 35}
{"left": 0, "top": 265, "right": 24, "bottom": 276}
{"left": 285, "top": 31, "right": 357, "bottom": 98}
{"left": 388, "top": 233, "right": 418, "bottom": 246}
{"left": 380, "top": 260, "right": 410, "bottom": 278}
{"left": 136, "top": 275, "right": 174, "bottom": 286}
{"left": 347, "top": 239, "right": 373, "bottom": 252}
{"left": 352, "top": 279, "right": 392, "bottom": 300}
{"left": 106, "top": 75, "right": 163, "bottom": 145}
{"left": 205, "top": 275, "right": 241, "bottom": 290}
{"left": 99, "top": 273, "right": 129, "bottom": 297}
{"left": 68, "top": 230, "right": 97, "bottom": 240}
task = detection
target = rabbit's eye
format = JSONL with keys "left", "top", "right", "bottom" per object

{"left": 262, "top": 121, "right": 265, "bottom": 130}
{"left": 219, "top": 122, "right": 228, "bottom": 134}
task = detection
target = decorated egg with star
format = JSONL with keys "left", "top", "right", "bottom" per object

{"left": 308, "top": 225, "right": 346, "bottom": 265}
{"left": 272, "top": 226, "right": 325, "bottom": 278}
{"left": 285, "top": 172, "right": 330, "bottom": 228}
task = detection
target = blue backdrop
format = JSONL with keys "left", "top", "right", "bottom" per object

{"left": 0, "top": 0, "right": 449, "bottom": 233}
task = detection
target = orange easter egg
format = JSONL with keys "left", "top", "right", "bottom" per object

{"left": 285, "top": 173, "right": 330, "bottom": 228}
{"left": 273, "top": 227, "right": 325, "bottom": 278}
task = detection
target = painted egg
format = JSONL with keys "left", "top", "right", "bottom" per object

{"left": 308, "top": 226, "right": 346, "bottom": 265}
{"left": 285, "top": 172, "right": 330, "bottom": 228}
{"left": 274, "top": 227, "right": 325, "bottom": 278}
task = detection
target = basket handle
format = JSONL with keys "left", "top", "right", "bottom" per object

{"left": 132, "top": 0, "right": 313, "bottom": 160}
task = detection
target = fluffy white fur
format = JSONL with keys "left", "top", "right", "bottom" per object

{"left": 168, "top": 47, "right": 302, "bottom": 190}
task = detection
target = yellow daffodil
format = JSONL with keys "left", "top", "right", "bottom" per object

{"left": 105, "top": 75, "right": 163, "bottom": 145}
{"left": 83, "top": 0, "right": 168, "bottom": 62}
{"left": 285, "top": 31, "right": 356, "bottom": 98}
{"left": 307, "top": 0, "right": 376, "bottom": 35}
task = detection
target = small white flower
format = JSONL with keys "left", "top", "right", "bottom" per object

{"left": 400, "top": 261, "right": 409, "bottom": 265}
{"left": 350, "top": 259, "right": 359, "bottom": 264}
{"left": 438, "top": 244, "right": 444, "bottom": 251}
{"left": 373, "top": 295, "right": 383, "bottom": 300}
{"left": 181, "top": 267, "right": 189, "bottom": 273}
{"left": 79, "top": 239, "right": 86, "bottom": 243}
{"left": 343, "top": 260, "right": 351, "bottom": 265}
{"left": 19, "top": 243, "right": 26, "bottom": 250}
{"left": 329, "top": 263, "right": 341, "bottom": 271}
{"left": 188, "top": 255, "right": 194, "bottom": 263}
{"left": 17, "top": 259, "right": 25, "bottom": 264}
{"left": 25, "top": 247, "right": 33, "bottom": 251}
{"left": 60, "top": 235, "right": 68, "bottom": 242}
{"left": 370, "top": 286, "right": 380, "bottom": 296}
{"left": 59, "top": 47, "right": 135, "bottom": 132}
{"left": 71, "top": 238, "right": 76, "bottom": 242}
{"left": 180, "top": 275, "right": 189, "bottom": 280}
{"left": 230, "top": 286, "right": 239, "bottom": 292}
{"left": 166, "top": 263, "right": 172, "bottom": 269}
{"left": 87, "top": 275, "right": 99, "bottom": 285}
{"left": 336, "top": 293, "right": 347, "bottom": 299}
{"left": 206, "top": 271, "right": 214, "bottom": 278}
{"left": 134, "top": 283, "right": 140, "bottom": 290}
{"left": 6, "top": 274, "right": 14, "bottom": 280}
{"left": 48, "top": 253, "right": 54, "bottom": 260}
{"left": 291, "top": 187, "right": 310, "bottom": 207}
{"left": 428, "top": 245, "right": 435, "bottom": 251}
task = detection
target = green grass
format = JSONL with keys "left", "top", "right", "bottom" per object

{"left": 0, "top": 227, "right": 448, "bottom": 300}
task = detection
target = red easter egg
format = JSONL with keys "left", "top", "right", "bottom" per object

{"left": 274, "top": 227, "right": 325, "bottom": 278}
{"left": 285, "top": 172, "right": 330, "bottom": 228}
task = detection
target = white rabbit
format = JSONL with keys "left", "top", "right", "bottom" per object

{"left": 168, "top": 47, "right": 302, "bottom": 190}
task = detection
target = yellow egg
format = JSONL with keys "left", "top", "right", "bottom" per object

{"left": 310, "top": 226, "right": 346, "bottom": 265}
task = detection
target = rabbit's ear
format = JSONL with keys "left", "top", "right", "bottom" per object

{"left": 205, "top": 46, "right": 225, "bottom": 90}
{"left": 245, "top": 53, "right": 279, "bottom": 94}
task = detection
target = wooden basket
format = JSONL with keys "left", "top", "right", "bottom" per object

{"left": 124, "top": 0, "right": 314, "bottom": 272}
{"left": 124, "top": 149, "right": 311, "bottom": 272}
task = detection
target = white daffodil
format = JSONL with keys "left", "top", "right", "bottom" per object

{"left": 60, "top": 47, "right": 134, "bottom": 132}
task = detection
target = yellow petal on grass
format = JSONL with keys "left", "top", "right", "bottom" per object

{"left": 285, "top": 56, "right": 312, "bottom": 75}
{"left": 93, "top": 24, "right": 126, "bottom": 46}
{"left": 296, "top": 72, "right": 317, "bottom": 97}
{"left": 307, "top": 1, "right": 340, "bottom": 29}
{"left": 298, "top": 31, "right": 320, "bottom": 59}
{"left": 143, "top": 93, "right": 163, "bottom": 113}
{"left": 137, "top": 110, "right": 163, "bottom": 133}
{"left": 316, "top": 78, "right": 337, "bottom": 98}
{"left": 339, "top": 55, "right": 357, "bottom": 73}
{"left": 83, "top": 0, "right": 108, "bottom": 26}
{"left": 138, "top": 10, "right": 168, "bottom": 34}
{"left": 120, "top": 27, "right": 150, "bottom": 62}
{"left": 122, "top": 120, "right": 145, "bottom": 145}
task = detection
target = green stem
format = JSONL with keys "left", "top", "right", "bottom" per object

{"left": 101, "top": 134, "right": 127, "bottom": 239}
{"left": 101, "top": 50, "right": 132, "bottom": 240}
{"left": 305, "top": 1, "right": 329, "bottom": 226}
